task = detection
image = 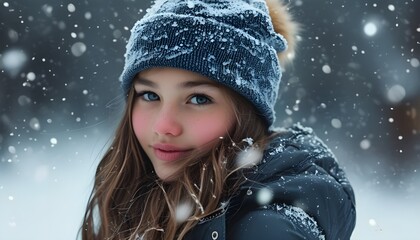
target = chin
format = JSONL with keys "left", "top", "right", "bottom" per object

{"left": 156, "top": 171, "right": 177, "bottom": 182}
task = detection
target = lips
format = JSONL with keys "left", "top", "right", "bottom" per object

{"left": 152, "top": 143, "right": 192, "bottom": 162}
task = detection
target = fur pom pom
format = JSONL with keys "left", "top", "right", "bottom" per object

{"left": 266, "top": 0, "right": 300, "bottom": 67}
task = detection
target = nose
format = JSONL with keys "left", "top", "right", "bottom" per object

{"left": 153, "top": 106, "right": 182, "bottom": 137}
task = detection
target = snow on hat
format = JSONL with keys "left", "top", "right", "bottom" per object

{"left": 120, "top": 0, "right": 289, "bottom": 127}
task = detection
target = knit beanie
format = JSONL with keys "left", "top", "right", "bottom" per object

{"left": 120, "top": 0, "right": 289, "bottom": 127}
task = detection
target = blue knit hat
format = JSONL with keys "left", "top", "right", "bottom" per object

{"left": 120, "top": 0, "right": 287, "bottom": 127}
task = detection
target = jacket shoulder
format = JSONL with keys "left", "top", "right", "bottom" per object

{"left": 231, "top": 123, "right": 356, "bottom": 239}
{"left": 228, "top": 203, "right": 324, "bottom": 240}
{"left": 267, "top": 122, "right": 334, "bottom": 161}
{"left": 262, "top": 123, "right": 354, "bottom": 195}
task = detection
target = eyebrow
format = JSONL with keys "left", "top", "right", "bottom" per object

{"left": 134, "top": 77, "right": 219, "bottom": 89}
{"left": 134, "top": 77, "right": 157, "bottom": 88}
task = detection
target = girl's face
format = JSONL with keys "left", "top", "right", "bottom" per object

{"left": 132, "top": 67, "right": 236, "bottom": 181}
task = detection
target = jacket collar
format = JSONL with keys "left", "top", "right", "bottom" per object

{"left": 185, "top": 207, "right": 226, "bottom": 240}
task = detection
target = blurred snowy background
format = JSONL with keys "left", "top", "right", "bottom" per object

{"left": 0, "top": 0, "right": 419, "bottom": 239}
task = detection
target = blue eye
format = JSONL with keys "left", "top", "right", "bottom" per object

{"left": 138, "top": 91, "right": 159, "bottom": 101}
{"left": 190, "top": 95, "right": 212, "bottom": 105}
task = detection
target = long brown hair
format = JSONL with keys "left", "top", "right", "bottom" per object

{"left": 80, "top": 84, "right": 273, "bottom": 240}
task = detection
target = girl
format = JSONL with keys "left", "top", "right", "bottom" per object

{"left": 81, "top": 0, "right": 356, "bottom": 239}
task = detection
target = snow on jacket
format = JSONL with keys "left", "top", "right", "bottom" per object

{"left": 185, "top": 124, "right": 356, "bottom": 240}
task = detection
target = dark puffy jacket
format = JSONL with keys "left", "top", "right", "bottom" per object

{"left": 185, "top": 124, "right": 356, "bottom": 240}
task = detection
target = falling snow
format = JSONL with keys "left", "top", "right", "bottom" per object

{"left": 50, "top": 138, "right": 58, "bottom": 145}
{"left": 71, "top": 42, "right": 87, "bottom": 57}
{"left": 256, "top": 187, "right": 274, "bottom": 205}
{"left": 322, "top": 64, "right": 331, "bottom": 74}
{"left": 363, "top": 22, "right": 378, "bottom": 36}
{"left": 0, "top": 0, "right": 419, "bottom": 240}
{"left": 175, "top": 201, "right": 193, "bottom": 223}
{"left": 235, "top": 147, "right": 263, "bottom": 169}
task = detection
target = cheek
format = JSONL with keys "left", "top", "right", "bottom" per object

{"left": 132, "top": 109, "right": 149, "bottom": 140}
{"left": 188, "top": 112, "right": 234, "bottom": 145}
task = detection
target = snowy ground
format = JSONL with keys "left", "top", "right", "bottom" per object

{"left": 350, "top": 172, "right": 420, "bottom": 239}
{"left": 1, "top": 128, "right": 419, "bottom": 240}
{"left": 0, "top": 130, "right": 106, "bottom": 240}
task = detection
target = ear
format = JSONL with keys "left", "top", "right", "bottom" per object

{"left": 266, "top": 0, "right": 300, "bottom": 67}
